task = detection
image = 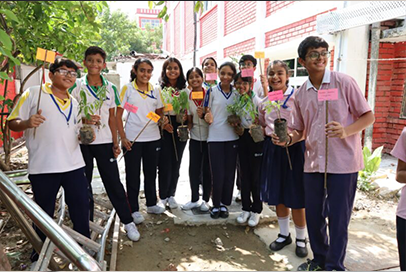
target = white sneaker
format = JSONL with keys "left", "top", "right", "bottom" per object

{"left": 147, "top": 205, "right": 166, "bottom": 214}
{"left": 248, "top": 212, "right": 260, "bottom": 227}
{"left": 160, "top": 198, "right": 168, "bottom": 206}
{"left": 200, "top": 201, "right": 210, "bottom": 212}
{"left": 237, "top": 211, "right": 251, "bottom": 224}
{"left": 132, "top": 211, "right": 145, "bottom": 224}
{"left": 124, "top": 222, "right": 140, "bottom": 241}
{"left": 236, "top": 190, "right": 242, "bottom": 202}
{"left": 181, "top": 201, "right": 200, "bottom": 210}
{"left": 167, "top": 196, "right": 178, "bottom": 209}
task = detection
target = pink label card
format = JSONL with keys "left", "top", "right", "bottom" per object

{"left": 124, "top": 102, "right": 138, "bottom": 113}
{"left": 206, "top": 73, "right": 217, "bottom": 81}
{"left": 318, "top": 88, "right": 338, "bottom": 101}
{"left": 241, "top": 69, "right": 254, "bottom": 78}
{"left": 267, "top": 90, "right": 284, "bottom": 101}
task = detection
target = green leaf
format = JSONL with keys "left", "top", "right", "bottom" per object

{"left": 164, "top": 14, "right": 169, "bottom": 22}
{"left": 158, "top": 6, "right": 167, "bottom": 19}
{"left": 0, "top": 9, "right": 19, "bottom": 22}
{"left": 0, "top": 71, "right": 10, "bottom": 80}
{"left": 0, "top": 29, "right": 12, "bottom": 50}
{"left": 148, "top": 1, "right": 154, "bottom": 9}
{"left": 0, "top": 95, "right": 5, "bottom": 101}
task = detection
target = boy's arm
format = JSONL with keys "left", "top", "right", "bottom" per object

{"left": 108, "top": 108, "right": 120, "bottom": 158}
{"left": 396, "top": 159, "right": 406, "bottom": 184}
{"left": 326, "top": 111, "right": 375, "bottom": 139}
{"left": 116, "top": 107, "right": 132, "bottom": 151}
{"left": 8, "top": 110, "right": 46, "bottom": 132}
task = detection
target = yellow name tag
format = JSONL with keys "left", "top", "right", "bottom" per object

{"left": 254, "top": 51, "right": 265, "bottom": 59}
{"left": 146, "top": 111, "right": 160, "bottom": 123}
{"left": 36, "top": 48, "right": 56, "bottom": 63}
{"left": 191, "top": 91, "right": 204, "bottom": 100}
{"left": 164, "top": 103, "right": 173, "bottom": 112}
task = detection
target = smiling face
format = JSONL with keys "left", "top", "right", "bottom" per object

{"left": 202, "top": 58, "right": 217, "bottom": 74}
{"left": 268, "top": 63, "right": 289, "bottom": 92}
{"left": 83, "top": 53, "right": 106, "bottom": 76}
{"left": 49, "top": 65, "right": 77, "bottom": 90}
{"left": 219, "top": 65, "right": 234, "bottom": 86}
{"left": 188, "top": 71, "right": 203, "bottom": 89}
{"left": 135, "top": 62, "right": 153, "bottom": 86}
{"left": 234, "top": 77, "right": 251, "bottom": 95}
{"left": 166, "top": 61, "right": 180, "bottom": 81}
{"left": 298, "top": 47, "right": 329, "bottom": 74}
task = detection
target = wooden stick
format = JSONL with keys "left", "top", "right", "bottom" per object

{"left": 285, "top": 146, "right": 293, "bottom": 171}
{"left": 34, "top": 50, "right": 48, "bottom": 138}
{"left": 197, "top": 114, "right": 202, "bottom": 152}
{"left": 259, "top": 58, "right": 263, "bottom": 76}
{"left": 169, "top": 116, "right": 179, "bottom": 161}
{"left": 324, "top": 101, "right": 329, "bottom": 189}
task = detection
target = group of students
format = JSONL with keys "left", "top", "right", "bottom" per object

{"left": 11, "top": 35, "right": 406, "bottom": 271}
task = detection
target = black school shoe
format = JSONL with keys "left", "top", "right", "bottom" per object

{"left": 210, "top": 208, "right": 220, "bottom": 219}
{"left": 219, "top": 206, "right": 229, "bottom": 218}
{"left": 295, "top": 238, "right": 308, "bottom": 258}
{"left": 297, "top": 258, "right": 324, "bottom": 271}
{"left": 269, "top": 233, "right": 292, "bottom": 251}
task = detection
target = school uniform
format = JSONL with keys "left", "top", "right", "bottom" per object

{"left": 204, "top": 84, "right": 239, "bottom": 208}
{"left": 390, "top": 127, "right": 406, "bottom": 271}
{"left": 290, "top": 70, "right": 372, "bottom": 270}
{"left": 120, "top": 81, "right": 163, "bottom": 211}
{"left": 7, "top": 83, "right": 90, "bottom": 261}
{"left": 238, "top": 92, "right": 263, "bottom": 213}
{"left": 187, "top": 88, "right": 211, "bottom": 203}
{"left": 70, "top": 75, "right": 133, "bottom": 224}
{"left": 158, "top": 87, "right": 189, "bottom": 200}
{"left": 253, "top": 78, "right": 265, "bottom": 99}
{"left": 258, "top": 86, "right": 305, "bottom": 209}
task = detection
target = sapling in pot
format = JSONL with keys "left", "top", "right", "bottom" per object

{"left": 173, "top": 91, "right": 190, "bottom": 142}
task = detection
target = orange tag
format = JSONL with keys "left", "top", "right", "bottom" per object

{"left": 164, "top": 103, "right": 173, "bottom": 112}
{"left": 146, "top": 111, "right": 160, "bottom": 123}
{"left": 191, "top": 91, "right": 204, "bottom": 100}
{"left": 254, "top": 51, "right": 265, "bottom": 59}
{"left": 36, "top": 48, "right": 56, "bottom": 63}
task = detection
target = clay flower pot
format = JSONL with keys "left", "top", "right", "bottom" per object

{"left": 80, "top": 124, "right": 95, "bottom": 145}
{"left": 249, "top": 124, "right": 264, "bottom": 143}
{"left": 177, "top": 125, "right": 189, "bottom": 142}
{"left": 274, "top": 118, "right": 288, "bottom": 143}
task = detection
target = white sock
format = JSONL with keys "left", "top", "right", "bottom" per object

{"left": 220, "top": 206, "right": 227, "bottom": 211}
{"left": 276, "top": 216, "right": 290, "bottom": 243}
{"left": 295, "top": 225, "right": 306, "bottom": 247}
{"left": 212, "top": 207, "right": 219, "bottom": 212}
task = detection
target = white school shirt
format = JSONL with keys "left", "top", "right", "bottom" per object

{"left": 119, "top": 81, "right": 163, "bottom": 142}
{"left": 7, "top": 83, "right": 85, "bottom": 174}
{"left": 253, "top": 78, "right": 265, "bottom": 99}
{"left": 239, "top": 92, "right": 262, "bottom": 129}
{"left": 187, "top": 88, "right": 209, "bottom": 141}
{"left": 70, "top": 75, "right": 120, "bottom": 145}
{"left": 204, "top": 84, "right": 239, "bottom": 142}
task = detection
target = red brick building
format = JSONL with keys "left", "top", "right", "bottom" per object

{"left": 162, "top": 1, "right": 406, "bottom": 153}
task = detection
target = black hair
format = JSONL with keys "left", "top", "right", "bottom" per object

{"left": 159, "top": 57, "right": 186, "bottom": 89}
{"left": 239, "top": 54, "right": 257, "bottom": 67}
{"left": 84, "top": 46, "right": 107, "bottom": 62}
{"left": 297, "top": 36, "right": 329, "bottom": 60}
{"left": 49, "top": 57, "right": 78, "bottom": 74}
{"left": 201, "top": 57, "right": 218, "bottom": 69}
{"left": 266, "top": 60, "right": 290, "bottom": 91}
{"left": 130, "top": 58, "right": 154, "bottom": 82}
{"left": 233, "top": 72, "right": 253, "bottom": 83}
{"left": 186, "top": 67, "right": 204, "bottom": 81}
{"left": 218, "top": 61, "right": 237, "bottom": 77}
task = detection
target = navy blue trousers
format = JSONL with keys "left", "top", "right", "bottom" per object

{"left": 29, "top": 167, "right": 90, "bottom": 261}
{"left": 208, "top": 141, "right": 238, "bottom": 208}
{"left": 304, "top": 172, "right": 358, "bottom": 271}
{"left": 189, "top": 139, "right": 211, "bottom": 203}
{"left": 397, "top": 216, "right": 406, "bottom": 271}
{"left": 81, "top": 143, "right": 133, "bottom": 224}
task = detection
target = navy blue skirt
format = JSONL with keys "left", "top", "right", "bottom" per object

{"left": 260, "top": 137, "right": 305, "bottom": 209}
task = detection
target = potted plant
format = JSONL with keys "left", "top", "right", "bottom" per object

{"left": 263, "top": 99, "right": 292, "bottom": 169}
{"left": 173, "top": 91, "right": 189, "bottom": 142}
{"left": 78, "top": 85, "right": 108, "bottom": 144}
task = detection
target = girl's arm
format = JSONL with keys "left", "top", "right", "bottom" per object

{"left": 396, "top": 159, "right": 406, "bottom": 184}
{"left": 116, "top": 107, "right": 132, "bottom": 151}
{"left": 187, "top": 114, "right": 193, "bottom": 131}
{"left": 108, "top": 108, "right": 121, "bottom": 158}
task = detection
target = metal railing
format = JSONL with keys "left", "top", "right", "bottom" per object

{"left": 0, "top": 170, "right": 101, "bottom": 271}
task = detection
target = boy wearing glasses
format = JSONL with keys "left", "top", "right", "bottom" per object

{"left": 239, "top": 55, "right": 266, "bottom": 98}
{"left": 7, "top": 57, "right": 91, "bottom": 262}
{"left": 69, "top": 46, "right": 140, "bottom": 241}
{"left": 272, "top": 36, "right": 375, "bottom": 270}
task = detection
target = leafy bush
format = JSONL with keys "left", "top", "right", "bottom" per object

{"left": 226, "top": 93, "right": 257, "bottom": 120}
{"left": 358, "top": 145, "right": 383, "bottom": 191}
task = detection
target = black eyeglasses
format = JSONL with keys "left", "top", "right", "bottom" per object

{"left": 55, "top": 69, "right": 78, "bottom": 78}
{"left": 306, "top": 51, "right": 331, "bottom": 60}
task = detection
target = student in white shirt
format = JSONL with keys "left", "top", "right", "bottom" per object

{"left": 204, "top": 62, "right": 238, "bottom": 219}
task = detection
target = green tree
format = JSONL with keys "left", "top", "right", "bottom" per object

{"left": 0, "top": 1, "right": 108, "bottom": 170}
{"left": 130, "top": 24, "right": 163, "bottom": 54}
{"left": 98, "top": 9, "right": 137, "bottom": 61}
